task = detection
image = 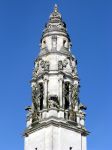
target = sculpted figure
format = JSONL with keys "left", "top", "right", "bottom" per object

{"left": 35, "top": 61, "right": 39, "bottom": 71}
{"left": 32, "top": 61, "right": 39, "bottom": 80}
{"left": 72, "top": 84, "right": 80, "bottom": 107}
{"left": 32, "top": 69, "right": 37, "bottom": 80}
{"left": 44, "top": 61, "right": 49, "bottom": 71}
{"left": 58, "top": 60, "right": 63, "bottom": 70}
{"left": 69, "top": 109, "right": 75, "bottom": 121}
{"left": 32, "top": 83, "right": 40, "bottom": 111}
{"left": 32, "top": 111, "right": 40, "bottom": 122}
{"left": 63, "top": 59, "right": 68, "bottom": 67}
{"left": 40, "top": 60, "right": 49, "bottom": 71}
{"left": 40, "top": 60, "right": 45, "bottom": 68}
{"left": 48, "top": 95, "right": 59, "bottom": 109}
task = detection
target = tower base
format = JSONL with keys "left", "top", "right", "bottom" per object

{"left": 24, "top": 119, "right": 88, "bottom": 150}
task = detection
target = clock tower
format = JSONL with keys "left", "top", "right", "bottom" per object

{"left": 24, "top": 4, "right": 89, "bottom": 150}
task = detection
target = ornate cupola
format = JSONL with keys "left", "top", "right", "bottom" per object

{"left": 40, "top": 4, "right": 71, "bottom": 55}
{"left": 24, "top": 4, "right": 89, "bottom": 150}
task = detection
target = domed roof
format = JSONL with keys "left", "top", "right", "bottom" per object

{"left": 41, "top": 4, "right": 71, "bottom": 42}
{"left": 49, "top": 4, "right": 62, "bottom": 20}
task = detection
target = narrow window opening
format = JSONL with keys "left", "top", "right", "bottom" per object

{"left": 64, "top": 82, "right": 69, "bottom": 109}
{"left": 52, "top": 35, "right": 57, "bottom": 50}
{"left": 43, "top": 40, "right": 46, "bottom": 44}
{"left": 42, "top": 40, "right": 46, "bottom": 49}
{"left": 63, "top": 40, "right": 66, "bottom": 47}
{"left": 69, "top": 147, "right": 72, "bottom": 150}
{"left": 39, "top": 83, "right": 44, "bottom": 110}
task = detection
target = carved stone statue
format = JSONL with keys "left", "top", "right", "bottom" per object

{"left": 32, "top": 83, "right": 41, "bottom": 111}
{"left": 35, "top": 62, "right": 39, "bottom": 72}
{"left": 69, "top": 109, "right": 75, "bottom": 121}
{"left": 58, "top": 59, "right": 68, "bottom": 70}
{"left": 44, "top": 61, "right": 49, "bottom": 71}
{"left": 63, "top": 59, "right": 68, "bottom": 67}
{"left": 48, "top": 95, "right": 59, "bottom": 109}
{"left": 32, "top": 111, "right": 40, "bottom": 122}
{"left": 32, "top": 69, "right": 37, "bottom": 80}
{"left": 40, "top": 60, "right": 45, "bottom": 68}
{"left": 40, "top": 60, "right": 49, "bottom": 71}
{"left": 71, "top": 84, "right": 80, "bottom": 107}
{"left": 58, "top": 60, "right": 63, "bottom": 70}
{"left": 25, "top": 106, "right": 32, "bottom": 118}
{"left": 32, "top": 61, "right": 39, "bottom": 80}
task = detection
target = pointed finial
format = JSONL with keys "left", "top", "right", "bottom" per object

{"left": 49, "top": 4, "right": 61, "bottom": 19}
{"left": 54, "top": 4, "right": 58, "bottom": 13}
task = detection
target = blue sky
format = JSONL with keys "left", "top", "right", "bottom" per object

{"left": 0, "top": 0, "right": 112, "bottom": 150}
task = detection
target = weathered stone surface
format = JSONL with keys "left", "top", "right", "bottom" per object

{"left": 24, "top": 4, "right": 88, "bottom": 150}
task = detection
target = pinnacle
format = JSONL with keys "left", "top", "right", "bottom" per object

{"left": 54, "top": 4, "right": 58, "bottom": 13}
{"left": 49, "top": 4, "right": 61, "bottom": 19}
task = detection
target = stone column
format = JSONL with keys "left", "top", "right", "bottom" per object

{"left": 43, "top": 75, "right": 48, "bottom": 109}
{"left": 80, "top": 111, "right": 85, "bottom": 127}
{"left": 76, "top": 113, "right": 80, "bottom": 126}
{"left": 58, "top": 75, "right": 63, "bottom": 108}
{"left": 63, "top": 82, "right": 65, "bottom": 109}
{"left": 52, "top": 35, "right": 57, "bottom": 51}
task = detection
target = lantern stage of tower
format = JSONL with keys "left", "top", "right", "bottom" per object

{"left": 24, "top": 4, "right": 89, "bottom": 150}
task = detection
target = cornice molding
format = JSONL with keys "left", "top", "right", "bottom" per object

{"left": 24, "top": 118, "right": 89, "bottom": 137}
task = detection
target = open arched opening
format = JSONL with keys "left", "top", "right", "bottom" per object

{"left": 63, "top": 39, "right": 66, "bottom": 47}
{"left": 64, "top": 82, "right": 69, "bottom": 109}
{"left": 39, "top": 83, "right": 44, "bottom": 110}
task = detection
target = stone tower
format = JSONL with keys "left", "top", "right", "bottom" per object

{"left": 24, "top": 4, "right": 89, "bottom": 150}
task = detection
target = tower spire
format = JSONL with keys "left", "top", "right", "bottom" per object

{"left": 24, "top": 5, "right": 89, "bottom": 150}
{"left": 49, "top": 3, "right": 61, "bottom": 19}
{"left": 40, "top": 5, "right": 71, "bottom": 56}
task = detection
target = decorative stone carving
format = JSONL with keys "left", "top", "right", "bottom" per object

{"left": 25, "top": 5, "right": 88, "bottom": 150}
{"left": 32, "top": 61, "right": 39, "bottom": 80}
{"left": 32, "top": 83, "right": 40, "bottom": 111}
{"left": 58, "top": 59, "right": 68, "bottom": 70}
{"left": 32, "top": 111, "right": 40, "bottom": 122}
{"left": 58, "top": 60, "right": 63, "bottom": 70}
{"left": 50, "top": 4, "right": 61, "bottom": 19}
{"left": 44, "top": 61, "right": 49, "bottom": 71}
{"left": 32, "top": 69, "right": 37, "bottom": 80}
{"left": 48, "top": 95, "right": 59, "bottom": 109}
{"left": 48, "top": 24, "right": 52, "bottom": 28}
{"left": 75, "top": 103, "right": 87, "bottom": 126}
{"left": 40, "top": 60, "right": 45, "bottom": 68}
{"left": 35, "top": 61, "right": 39, "bottom": 69}
{"left": 40, "top": 3, "right": 71, "bottom": 46}
{"left": 69, "top": 109, "right": 75, "bottom": 121}
{"left": 40, "top": 60, "right": 49, "bottom": 71}
{"left": 77, "top": 109, "right": 86, "bottom": 127}
{"left": 63, "top": 59, "right": 68, "bottom": 67}
{"left": 79, "top": 103, "right": 87, "bottom": 111}
{"left": 71, "top": 84, "right": 80, "bottom": 107}
{"left": 73, "top": 59, "right": 78, "bottom": 75}
{"left": 25, "top": 106, "right": 32, "bottom": 118}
